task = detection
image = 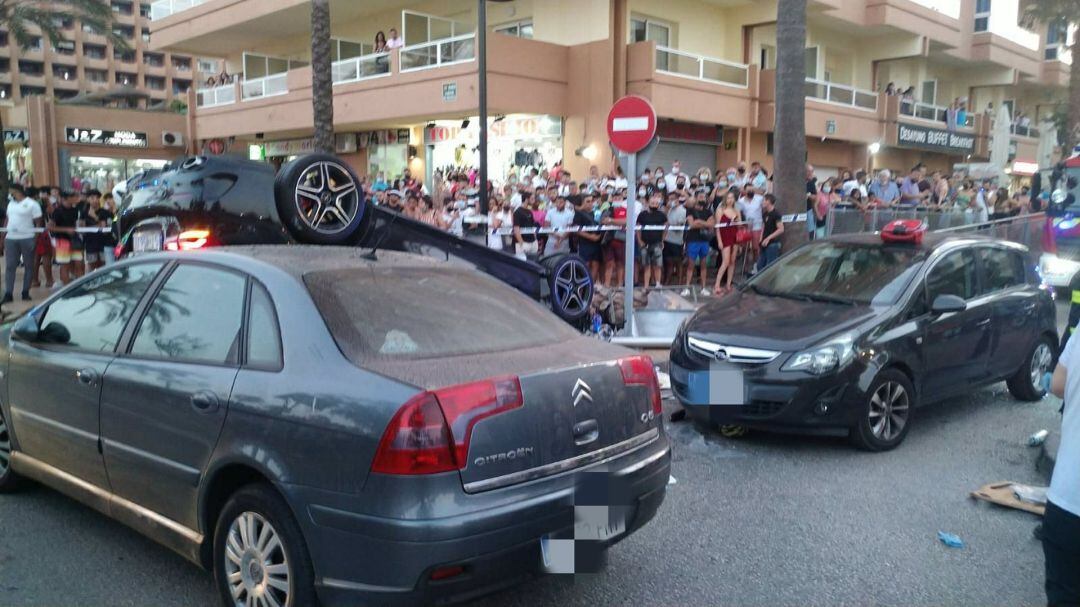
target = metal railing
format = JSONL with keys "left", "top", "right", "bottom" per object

{"left": 804, "top": 78, "right": 877, "bottom": 111}
{"left": 655, "top": 46, "right": 749, "bottom": 88}
{"left": 400, "top": 33, "right": 475, "bottom": 72}
{"left": 331, "top": 51, "right": 391, "bottom": 84}
{"left": 149, "top": 0, "right": 205, "bottom": 20}
{"left": 899, "top": 100, "right": 947, "bottom": 122}
{"left": 196, "top": 83, "right": 237, "bottom": 108}
{"left": 1011, "top": 124, "right": 1041, "bottom": 138}
{"left": 240, "top": 73, "right": 287, "bottom": 101}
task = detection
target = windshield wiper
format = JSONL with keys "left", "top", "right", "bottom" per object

{"left": 793, "top": 292, "right": 858, "bottom": 306}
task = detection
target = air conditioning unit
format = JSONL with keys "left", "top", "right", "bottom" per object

{"left": 162, "top": 131, "right": 184, "bottom": 147}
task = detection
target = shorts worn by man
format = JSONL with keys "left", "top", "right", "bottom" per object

{"left": 1046, "top": 336, "right": 1080, "bottom": 606}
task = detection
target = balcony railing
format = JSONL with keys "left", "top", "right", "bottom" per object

{"left": 149, "top": 0, "right": 205, "bottom": 21}
{"left": 400, "top": 33, "right": 476, "bottom": 72}
{"left": 655, "top": 46, "right": 748, "bottom": 88}
{"left": 331, "top": 52, "right": 391, "bottom": 84}
{"left": 241, "top": 73, "right": 287, "bottom": 101}
{"left": 1011, "top": 124, "right": 1040, "bottom": 138}
{"left": 900, "top": 100, "right": 946, "bottom": 122}
{"left": 804, "top": 78, "right": 877, "bottom": 111}
{"left": 196, "top": 83, "right": 237, "bottom": 108}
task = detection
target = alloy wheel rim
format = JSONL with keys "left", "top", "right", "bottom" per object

{"left": 224, "top": 511, "right": 290, "bottom": 607}
{"left": 0, "top": 410, "right": 10, "bottom": 475}
{"left": 293, "top": 161, "right": 361, "bottom": 235}
{"left": 868, "top": 381, "right": 909, "bottom": 441}
{"left": 553, "top": 259, "right": 592, "bottom": 317}
{"left": 1030, "top": 343, "right": 1053, "bottom": 390}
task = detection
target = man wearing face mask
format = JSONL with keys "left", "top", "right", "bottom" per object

{"left": 665, "top": 161, "right": 682, "bottom": 192}
{"left": 734, "top": 163, "right": 749, "bottom": 188}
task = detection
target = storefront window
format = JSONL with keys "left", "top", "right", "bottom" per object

{"left": 424, "top": 114, "right": 563, "bottom": 185}
{"left": 368, "top": 144, "right": 408, "bottom": 181}
{"left": 67, "top": 156, "right": 169, "bottom": 193}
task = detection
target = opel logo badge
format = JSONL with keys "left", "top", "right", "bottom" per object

{"left": 715, "top": 348, "right": 729, "bottom": 361}
{"left": 572, "top": 378, "right": 593, "bottom": 407}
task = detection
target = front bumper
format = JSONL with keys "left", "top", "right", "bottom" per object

{"left": 284, "top": 431, "right": 671, "bottom": 607}
{"left": 669, "top": 354, "right": 870, "bottom": 433}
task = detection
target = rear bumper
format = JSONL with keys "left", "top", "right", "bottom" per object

{"left": 283, "top": 431, "right": 670, "bottom": 607}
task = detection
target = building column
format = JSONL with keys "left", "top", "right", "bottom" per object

{"left": 612, "top": 0, "right": 627, "bottom": 100}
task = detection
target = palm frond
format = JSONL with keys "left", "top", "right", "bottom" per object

{"left": 0, "top": 0, "right": 130, "bottom": 52}
{"left": 1021, "top": 0, "right": 1080, "bottom": 28}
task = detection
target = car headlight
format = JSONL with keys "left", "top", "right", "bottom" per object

{"left": 782, "top": 334, "right": 856, "bottom": 375}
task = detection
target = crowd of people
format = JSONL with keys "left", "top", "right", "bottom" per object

{"left": 363, "top": 158, "right": 1038, "bottom": 297}
{"left": 2, "top": 184, "right": 118, "bottom": 305}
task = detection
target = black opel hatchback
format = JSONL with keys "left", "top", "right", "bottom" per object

{"left": 670, "top": 230, "right": 1058, "bottom": 450}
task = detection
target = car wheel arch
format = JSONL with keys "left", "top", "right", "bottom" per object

{"left": 197, "top": 460, "right": 283, "bottom": 568}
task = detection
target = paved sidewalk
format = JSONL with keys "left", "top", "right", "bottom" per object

{"left": 0, "top": 267, "right": 62, "bottom": 320}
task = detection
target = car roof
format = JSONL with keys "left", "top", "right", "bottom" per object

{"left": 825, "top": 230, "right": 1028, "bottom": 253}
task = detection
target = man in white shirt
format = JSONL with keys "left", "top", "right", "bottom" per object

{"left": 545, "top": 196, "right": 575, "bottom": 254}
{"left": 1046, "top": 337, "right": 1080, "bottom": 605}
{"left": 3, "top": 184, "right": 44, "bottom": 303}
{"left": 386, "top": 28, "right": 404, "bottom": 49}
{"left": 664, "top": 161, "right": 681, "bottom": 192}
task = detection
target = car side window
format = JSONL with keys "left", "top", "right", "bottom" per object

{"left": 38, "top": 263, "right": 164, "bottom": 352}
{"left": 129, "top": 264, "right": 247, "bottom": 365}
{"left": 906, "top": 284, "right": 929, "bottom": 319}
{"left": 926, "top": 249, "right": 978, "bottom": 303}
{"left": 979, "top": 247, "right": 1025, "bottom": 294}
{"left": 245, "top": 282, "right": 283, "bottom": 370}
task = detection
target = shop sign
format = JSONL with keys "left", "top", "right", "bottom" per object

{"left": 1011, "top": 160, "right": 1039, "bottom": 175}
{"left": 655, "top": 121, "right": 720, "bottom": 145}
{"left": 65, "top": 127, "right": 148, "bottom": 148}
{"left": 3, "top": 129, "right": 28, "bottom": 144}
{"left": 825, "top": 119, "right": 837, "bottom": 135}
{"left": 896, "top": 123, "right": 974, "bottom": 154}
{"left": 357, "top": 129, "right": 411, "bottom": 148}
{"left": 442, "top": 82, "right": 457, "bottom": 102}
{"left": 264, "top": 133, "right": 357, "bottom": 157}
{"left": 424, "top": 115, "right": 562, "bottom": 145}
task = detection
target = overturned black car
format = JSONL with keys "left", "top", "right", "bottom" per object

{"left": 115, "top": 153, "right": 594, "bottom": 325}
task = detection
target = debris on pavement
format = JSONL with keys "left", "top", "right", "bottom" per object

{"left": 970, "top": 481, "right": 1046, "bottom": 516}
{"left": 668, "top": 475, "right": 677, "bottom": 486}
{"left": 937, "top": 531, "right": 964, "bottom": 549}
{"left": 1028, "top": 429, "right": 1049, "bottom": 447}
{"left": 1011, "top": 484, "right": 1048, "bottom": 506}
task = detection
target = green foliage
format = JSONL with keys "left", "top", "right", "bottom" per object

{"left": 0, "top": 0, "right": 130, "bottom": 53}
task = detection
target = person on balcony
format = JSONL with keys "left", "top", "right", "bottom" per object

{"left": 374, "top": 31, "right": 388, "bottom": 53}
{"left": 386, "top": 28, "right": 404, "bottom": 50}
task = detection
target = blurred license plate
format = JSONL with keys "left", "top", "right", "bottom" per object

{"left": 133, "top": 230, "right": 162, "bottom": 252}
{"left": 709, "top": 367, "right": 745, "bottom": 405}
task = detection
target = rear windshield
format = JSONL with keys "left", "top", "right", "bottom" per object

{"left": 305, "top": 267, "right": 579, "bottom": 361}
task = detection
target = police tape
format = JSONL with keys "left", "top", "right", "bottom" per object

{"left": 463, "top": 213, "right": 807, "bottom": 236}
{"left": 0, "top": 227, "right": 113, "bottom": 233}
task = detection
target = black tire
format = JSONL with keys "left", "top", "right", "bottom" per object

{"left": 273, "top": 153, "right": 367, "bottom": 245}
{"left": 213, "top": 483, "right": 316, "bottom": 607}
{"left": 850, "top": 369, "right": 916, "bottom": 452}
{"left": 540, "top": 253, "right": 593, "bottom": 323}
{"left": 0, "top": 407, "right": 23, "bottom": 493}
{"left": 1007, "top": 335, "right": 1055, "bottom": 402}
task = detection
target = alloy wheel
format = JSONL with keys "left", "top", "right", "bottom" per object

{"left": 0, "top": 410, "right": 10, "bottom": 475}
{"left": 224, "top": 511, "right": 291, "bottom": 607}
{"left": 1029, "top": 342, "right": 1053, "bottom": 391}
{"left": 868, "top": 381, "right": 909, "bottom": 441}
{"left": 553, "top": 258, "right": 592, "bottom": 317}
{"left": 293, "top": 161, "right": 361, "bottom": 235}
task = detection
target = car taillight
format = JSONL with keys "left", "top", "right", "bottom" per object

{"left": 618, "top": 355, "right": 662, "bottom": 415}
{"left": 371, "top": 375, "right": 524, "bottom": 475}
{"left": 113, "top": 244, "right": 125, "bottom": 260}
{"left": 164, "top": 229, "right": 212, "bottom": 251}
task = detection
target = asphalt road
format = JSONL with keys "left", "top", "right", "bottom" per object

{"left": 0, "top": 305, "right": 1069, "bottom": 606}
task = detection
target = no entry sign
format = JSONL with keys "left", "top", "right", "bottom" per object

{"left": 607, "top": 95, "right": 657, "bottom": 154}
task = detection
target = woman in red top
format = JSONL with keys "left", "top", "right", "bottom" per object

{"left": 713, "top": 191, "right": 742, "bottom": 294}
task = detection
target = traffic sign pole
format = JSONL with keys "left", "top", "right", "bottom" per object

{"left": 623, "top": 152, "right": 638, "bottom": 337}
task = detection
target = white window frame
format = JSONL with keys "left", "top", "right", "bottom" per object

{"left": 804, "top": 45, "right": 820, "bottom": 80}
{"left": 974, "top": 0, "right": 990, "bottom": 32}
{"left": 401, "top": 9, "right": 470, "bottom": 47}
{"left": 630, "top": 15, "right": 673, "bottom": 46}
{"left": 921, "top": 79, "right": 937, "bottom": 105}
{"left": 241, "top": 51, "right": 306, "bottom": 80}
{"left": 1045, "top": 18, "right": 1067, "bottom": 60}
{"left": 759, "top": 44, "right": 775, "bottom": 70}
{"left": 493, "top": 18, "right": 533, "bottom": 39}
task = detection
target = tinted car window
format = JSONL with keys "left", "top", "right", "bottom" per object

{"left": 305, "top": 267, "right": 579, "bottom": 360}
{"left": 979, "top": 247, "right": 1025, "bottom": 293}
{"left": 39, "top": 263, "right": 163, "bottom": 352}
{"left": 130, "top": 264, "right": 246, "bottom": 364}
{"left": 926, "top": 249, "right": 978, "bottom": 302}
{"left": 246, "top": 282, "right": 282, "bottom": 369}
{"left": 750, "top": 242, "right": 925, "bottom": 305}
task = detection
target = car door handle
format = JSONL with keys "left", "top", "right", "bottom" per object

{"left": 573, "top": 419, "right": 599, "bottom": 446}
{"left": 76, "top": 368, "right": 99, "bottom": 386}
{"left": 975, "top": 318, "right": 991, "bottom": 327}
{"left": 191, "top": 391, "right": 221, "bottom": 413}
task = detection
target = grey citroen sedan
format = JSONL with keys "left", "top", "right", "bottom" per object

{"left": 0, "top": 246, "right": 670, "bottom": 607}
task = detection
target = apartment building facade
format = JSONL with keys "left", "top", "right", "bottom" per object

{"left": 147, "top": 0, "right": 1072, "bottom": 187}
{"left": 2, "top": 0, "right": 209, "bottom": 190}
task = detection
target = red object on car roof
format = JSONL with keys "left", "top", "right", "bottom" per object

{"left": 880, "top": 219, "right": 926, "bottom": 244}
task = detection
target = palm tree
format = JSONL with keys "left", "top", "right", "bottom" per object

{"left": 0, "top": 0, "right": 127, "bottom": 201}
{"left": 773, "top": 0, "right": 807, "bottom": 216}
{"left": 309, "top": 0, "right": 334, "bottom": 154}
{"left": 1023, "top": 0, "right": 1080, "bottom": 155}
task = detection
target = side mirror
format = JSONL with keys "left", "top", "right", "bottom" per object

{"left": 931, "top": 294, "right": 967, "bottom": 315}
{"left": 11, "top": 315, "right": 40, "bottom": 342}
{"left": 39, "top": 322, "right": 71, "bottom": 345}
